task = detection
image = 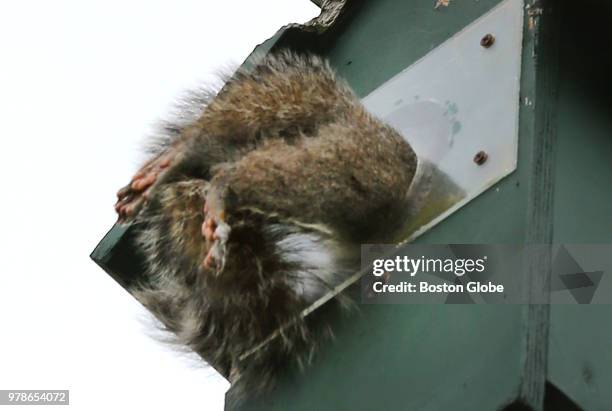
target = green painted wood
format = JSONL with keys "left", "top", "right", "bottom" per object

{"left": 90, "top": 223, "right": 143, "bottom": 290}
{"left": 547, "top": 1, "right": 612, "bottom": 409}
{"left": 235, "top": 306, "right": 524, "bottom": 411}
{"left": 518, "top": 1, "right": 563, "bottom": 407}
{"left": 231, "top": 1, "right": 549, "bottom": 410}
{"left": 325, "top": 0, "right": 508, "bottom": 98}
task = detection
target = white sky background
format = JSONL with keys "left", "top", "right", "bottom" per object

{"left": 0, "top": 1, "right": 319, "bottom": 410}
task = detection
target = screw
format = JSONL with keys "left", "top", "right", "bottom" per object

{"left": 474, "top": 151, "right": 488, "bottom": 165}
{"left": 480, "top": 34, "right": 495, "bottom": 48}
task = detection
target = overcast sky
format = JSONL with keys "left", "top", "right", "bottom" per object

{"left": 0, "top": 2, "right": 318, "bottom": 410}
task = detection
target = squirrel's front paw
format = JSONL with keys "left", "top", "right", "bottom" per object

{"left": 115, "top": 150, "right": 176, "bottom": 221}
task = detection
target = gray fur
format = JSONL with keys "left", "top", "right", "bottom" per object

{"left": 119, "top": 51, "right": 418, "bottom": 405}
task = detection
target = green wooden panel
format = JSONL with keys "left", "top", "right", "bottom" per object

{"left": 549, "top": 307, "right": 612, "bottom": 411}
{"left": 548, "top": 1, "right": 612, "bottom": 409}
{"left": 231, "top": 1, "right": 546, "bottom": 410}
{"left": 90, "top": 224, "right": 143, "bottom": 290}
{"left": 236, "top": 306, "right": 523, "bottom": 411}
{"left": 326, "top": 0, "right": 507, "bottom": 98}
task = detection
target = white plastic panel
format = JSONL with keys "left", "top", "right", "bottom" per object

{"left": 362, "top": 0, "right": 524, "bottom": 239}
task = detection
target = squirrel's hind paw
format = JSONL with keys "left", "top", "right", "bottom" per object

{"left": 202, "top": 202, "right": 231, "bottom": 274}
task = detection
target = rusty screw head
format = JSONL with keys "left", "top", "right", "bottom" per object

{"left": 474, "top": 150, "right": 488, "bottom": 165}
{"left": 480, "top": 34, "right": 495, "bottom": 48}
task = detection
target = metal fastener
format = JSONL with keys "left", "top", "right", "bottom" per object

{"left": 474, "top": 151, "right": 488, "bottom": 165}
{"left": 480, "top": 34, "right": 495, "bottom": 48}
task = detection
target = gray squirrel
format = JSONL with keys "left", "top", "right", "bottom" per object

{"left": 114, "top": 51, "right": 424, "bottom": 403}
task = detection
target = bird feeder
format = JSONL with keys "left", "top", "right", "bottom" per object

{"left": 92, "top": 0, "right": 612, "bottom": 409}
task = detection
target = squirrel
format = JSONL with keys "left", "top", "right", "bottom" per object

{"left": 114, "top": 51, "right": 419, "bottom": 404}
